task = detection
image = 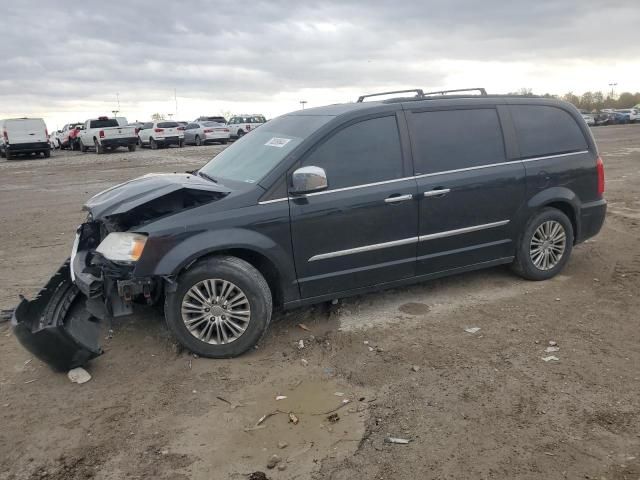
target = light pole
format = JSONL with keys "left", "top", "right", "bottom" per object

{"left": 608, "top": 82, "right": 618, "bottom": 99}
{"left": 299, "top": 100, "right": 307, "bottom": 110}
{"left": 112, "top": 110, "right": 119, "bottom": 117}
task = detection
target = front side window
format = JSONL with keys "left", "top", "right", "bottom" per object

{"left": 510, "top": 105, "right": 588, "bottom": 158}
{"left": 303, "top": 115, "right": 403, "bottom": 190}
{"left": 199, "top": 114, "right": 333, "bottom": 184}
{"left": 408, "top": 108, "right": 506, "bottom": 174}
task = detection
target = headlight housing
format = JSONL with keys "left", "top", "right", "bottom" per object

{"left": 96, "top": 233, "right": 147, "bottom": 262}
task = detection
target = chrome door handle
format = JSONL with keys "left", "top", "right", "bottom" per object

{"left": 423, "top": 188, "right": 451, "bottom": 198}
{"left": 385, "top": 194, "right": 413, "bottom": 204}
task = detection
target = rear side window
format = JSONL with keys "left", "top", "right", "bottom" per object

{"left": 303, "top": 115, "right": 403, "bottom": 189}
{"left": 510, "top": 105, "right": 588, "bottom": 158}
{"left": 409, "top": 109, "right": 505, "bottom": 174}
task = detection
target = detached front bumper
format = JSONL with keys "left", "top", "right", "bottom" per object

{"left": 11, "top": 261, "right": 103, "bottom": 371}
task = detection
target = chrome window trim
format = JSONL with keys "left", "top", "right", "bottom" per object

{"left": 308, "top": 220, "right": 510, "bottom": 261}
{"left": 259, "top": 150, "right": 589, "bottom": 204}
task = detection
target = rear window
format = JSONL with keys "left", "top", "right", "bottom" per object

{"left": 509, "top": 105, "right": 588, "bottom": 159}
{"left": 408, "top": 108, "right": 506, "bottom": 174}
{"left": 89, "top": 119, "right": 119, "bottom": 128}
{"left": 157, "top": 121, "right": 179, "bottom": 128}
{"left": 202, "top": 121, "right": 223, "bottom": 127}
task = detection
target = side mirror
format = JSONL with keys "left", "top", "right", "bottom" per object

{"left": 290, "top": 166, "right": 328, "bottom": 195}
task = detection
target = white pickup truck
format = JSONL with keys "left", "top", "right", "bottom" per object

{"left": 78, "top": 117, "right": 138, "bottom": 154}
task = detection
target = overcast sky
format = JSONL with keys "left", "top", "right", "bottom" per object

{"left": 1, "top": 0, "right": 639, "bottom": 129}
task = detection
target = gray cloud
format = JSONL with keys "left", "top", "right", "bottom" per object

{"left": 1, "top": 0, "right": 639, "bottom": 115}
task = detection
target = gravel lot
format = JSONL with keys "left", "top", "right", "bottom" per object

{"left": 1, "top": 127, "right": 639, "bottom": 480}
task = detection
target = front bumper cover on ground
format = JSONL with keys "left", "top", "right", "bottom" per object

{"left": 11, "top": 260, "right": 103, "bottom": 371}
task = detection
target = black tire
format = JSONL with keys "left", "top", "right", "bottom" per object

{"left": 0, "top": 148, "right": 5, "bottom": 158}
{"left": 220, "top": 140, "right": 228, "bottom": 145}
{"left": 164, "top": 256, "right": 272, "bottom": 358}
{"left": 195, "top": 135, "right": 202, "bottom": 146}
{"left": 43, "top": 149, "right": 51, "bottom": 158}
{"left": 178, "top": 139, "right": 184, "bottom": 148}
{"left": 5, "top": 149, "right": 12, "bottom": 160}
{"left": 128, "top": 144, "right": 137, "bottom": 152}
{"left": 511, "top": 207, "right": 574, "bottom": 281}
{"left": 80, "top": 140, "right": 88, "bottom": 152}
{"left": 94, "top": 139, "right": 104, "bottom": 154}
{"left": 237, "top": 129, "right": 245, "bottom": 138}
{"left": 150, "top": 138, "right": 158, "bottom": 150}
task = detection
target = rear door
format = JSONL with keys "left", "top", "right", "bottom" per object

{"left": 6, "top": 119, "right": 47, "bottom": 144}
{"left": 289, "top": 113, "right": 418, "bottom": 299}
{"left": 406, "top": 106, "right": 525, "bottom": 275}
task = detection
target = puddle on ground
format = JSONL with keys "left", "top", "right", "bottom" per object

{"left": 160, "top": 370, "right": 368, "bottom": 479}
{"left": 398, "top": 302, "right": 431, "bottom": 315}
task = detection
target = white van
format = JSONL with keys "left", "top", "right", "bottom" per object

{"left": 0, "top": 118, "right": 50, "bottom": 160}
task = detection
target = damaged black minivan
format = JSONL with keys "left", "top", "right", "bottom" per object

{"left": 13, "top": 88, "right": 606, "bottom": 370}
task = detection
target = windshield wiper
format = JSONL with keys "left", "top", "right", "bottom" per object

{"left": 198, "top": 171, "right": 218, "bottom": 183}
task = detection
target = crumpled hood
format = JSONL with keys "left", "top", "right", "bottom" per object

{"left": 84, "top": 173, "right": 230, "bottom": 220}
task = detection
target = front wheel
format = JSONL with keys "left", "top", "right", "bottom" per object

{"left": 164, "top": 256, "right": 272, "bottom": 358}
{"left": 79, "top": 140, "right": 88, "bottom": 152}
{"left": 512, "top": 208, "right": 574, "bottom": 281}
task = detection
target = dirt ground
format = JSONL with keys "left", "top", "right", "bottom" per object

{"left": 0, "top": 126, "right": 639, "bottom": 480}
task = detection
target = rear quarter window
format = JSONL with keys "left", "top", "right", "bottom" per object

{"left": 509, "top": 105, "right": 588, "bottom": 158}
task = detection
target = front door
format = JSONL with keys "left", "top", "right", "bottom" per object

{"left": 405, "top": 106, "right": 526, "bottom": 275}
{"left": 289, "top": 114, "right": 419, "bottom": 299}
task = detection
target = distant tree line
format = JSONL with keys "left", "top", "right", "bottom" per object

{"left": 509, "top": 88, "right": 640, "bottom": 112}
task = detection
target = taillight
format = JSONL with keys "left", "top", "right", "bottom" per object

{"left": 223, "top": 128, "right": 229, "bottom": 132}
{"left": 99, "top": 130, "right": 105, "bottom": 138}
{"left": 596, "top": 156, "right": 605, "bottom": 196}
{"left": 154, "top": 128, "right": 164, "bottom": 133}
{"left": 203, "top": 129, "right": 213, "bottom": 133}
{"left": 177, "top": 126, "right": 185, "bottom": 131}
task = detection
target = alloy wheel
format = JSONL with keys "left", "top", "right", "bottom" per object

{"left": 530, "top": 220, "right": 566, "bottom": 270}
{"left": 181, "top": 279, "right": 251, "bottom": 345}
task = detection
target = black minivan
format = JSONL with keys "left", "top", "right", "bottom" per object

{"left": 13, "top": 88, "right": 606, "bottom": 369}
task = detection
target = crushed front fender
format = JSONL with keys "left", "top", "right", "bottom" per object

{"left": 12, "top": 260, "right": 103, "bottom": 371}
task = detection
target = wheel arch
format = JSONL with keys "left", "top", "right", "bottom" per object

{"left": 526, "top": 187, "right": 580, "bottom": 243}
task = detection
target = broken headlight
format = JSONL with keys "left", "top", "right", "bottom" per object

{"left": 95, "top": 233, "right": 147, "bottom": 262}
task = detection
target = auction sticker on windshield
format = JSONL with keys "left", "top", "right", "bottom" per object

{"left": 264, "top": 137, "right": 292, "bottom": 148}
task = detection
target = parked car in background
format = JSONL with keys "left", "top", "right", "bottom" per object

{"left": 581, "top": 113, "right": 595, "bottom": 126}
{"left": 227, "top": 115, "right": 267, "bottom": 138}
{"left": 610, "top": 112, "right": 631, "bottom": 124}
{"left": 615, "top": 109, "right": 638, "bottom": 123}
{"left": 57, "top": 123, "right": 83, "bottom": 149}
{"left": 183, "top": 121, "right": 230, "bottom": 146}
{"left": 127, "top": 122, "right": 147, "bottom": 136}
{"left": 593, "top": 112, "right": 611, "bottom": 126}
{"left": 196, "top": 116, "right": 227, "bottom": 124}
{"left": 12, "top": 89, "right": 607, "bottom": 366}
{"left": 137, "top": 121, "right": 184, "bottom": 149}
{"left": 0, "top": 117, "right": 50, "bottom": 160}
{"left": 77, "top": 116, "right": 138, "bottom": 154}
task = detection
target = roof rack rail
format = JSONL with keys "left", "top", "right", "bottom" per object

{"left": 357, "top": 89, "right": 424, "bottom": 103}
{"left": 422, "top": 87, "right": 487, "bottom": 96}
{"left": 356, "top": 87, "right": 487, "bottom": 103}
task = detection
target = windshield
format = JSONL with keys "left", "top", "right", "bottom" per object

{"left": 199, "top": 114, "right": 332, "bottom": 184}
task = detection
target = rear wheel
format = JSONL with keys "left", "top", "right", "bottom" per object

{"left": 164, "top": 256, "right": 272, "bottom": 358}
{"left": 128, "top": 144, "right": 137, "bottom": 152}
{"left": 0, "top": 148, "right": 5, "bottom": 158}
{"left": 512, "top": 208, "right": 574, "bottom": 281}
{"left": 178, "top": 139, "right": 184, "bottom": 148}
{"left": 5, "top": 149, "right": 12, "bottom": 160}
{"left": 220, "top": 140, "right": 228, "bottom": 145}
{"left": 237, "top": 129, "right": 245, "bottom": 138}
{"left": 150, "top": 138, "right": 158, "bottom": 150}
{"left": 43, "top": 149, "right": 51, "bottom": 158}
{"left": 195, "top": 135, "right": 202, "bottom": 146}
{"left": 94, "top": 139, "right": 104, "bottom": 154}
